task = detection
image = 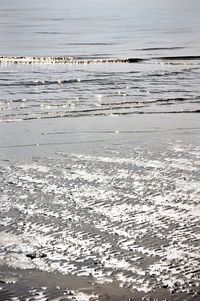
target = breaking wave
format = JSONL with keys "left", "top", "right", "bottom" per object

{"left": 0, "top": 56, "right": 145, "bottom": 65}
{"left": 0, "top": 55, "right": 200, "bottom": 65}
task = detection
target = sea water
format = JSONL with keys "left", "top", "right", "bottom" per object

{"left": 0, "top": 0, "right": 200, "bottom": 120}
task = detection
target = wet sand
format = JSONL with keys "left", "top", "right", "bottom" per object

{"left": 0, "top": 266, "right": 199, "bottom": 301}
{"left": 0, "top": 114, "right": 200, "bottom": 300}
{"left": 1, "top": 114, "right": 200, "bottom": 160}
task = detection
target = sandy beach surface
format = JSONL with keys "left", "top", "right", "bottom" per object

{"left": 0, "top": 265, "right": 199, "bottom": 301}
{"left": 0, "top": 114, "right": 200, "bottom": 300}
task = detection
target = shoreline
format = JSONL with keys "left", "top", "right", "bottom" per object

{"left": 0, "top": 113, "right": 200, "bottom": 160}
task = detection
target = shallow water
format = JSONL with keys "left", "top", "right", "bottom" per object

{"left": 0, "top": 60, "right": 200, "bottom": 122}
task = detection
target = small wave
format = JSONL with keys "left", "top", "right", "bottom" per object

{"left": 0, "top": 56, "right": 145, "bottom": 65}
{"left": 150, "top": 55, "right": 200, "bottom": 66}
{"left": 1, "top": 109, "right": 200, "bottom": 122}
{"left": 0, "top": 79, "right": 82, "bottom": 87}
{"left": 68, "top": 42, "right": 115, "bottom": 46}
{"left": 138, "top": 46, "right": 184, "bottom": 51}
{"left": 157, "top": 55, "right": 200, "bottom": 61}
{"left": 36, "top": 31, "right": 64, "bottom": 35}
{"left": 1, "top": 55, "right": 200, "bottom": 65}
{"left": 0, "top": 98, "right": 26, "bottom": 103}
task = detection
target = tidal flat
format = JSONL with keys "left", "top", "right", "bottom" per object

{"left": 0, "top": 114, "right": 200, "bottom": 300}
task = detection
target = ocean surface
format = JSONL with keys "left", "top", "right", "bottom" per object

{"left": 0, "top": 1, "right": 200, "bottom": 300}
{"left": 0, "top": 0, "right": 200, "bottom": 120}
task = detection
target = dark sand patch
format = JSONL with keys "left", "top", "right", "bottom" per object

{"left": 0, "top": 266, "right": 199, "bottom": 301}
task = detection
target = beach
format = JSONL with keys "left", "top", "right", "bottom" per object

{"left": 1, "top": 0, "right": 200, "bottom": 300}
{"left": 1, "top": 114, "right": 200, "bottom": 300}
